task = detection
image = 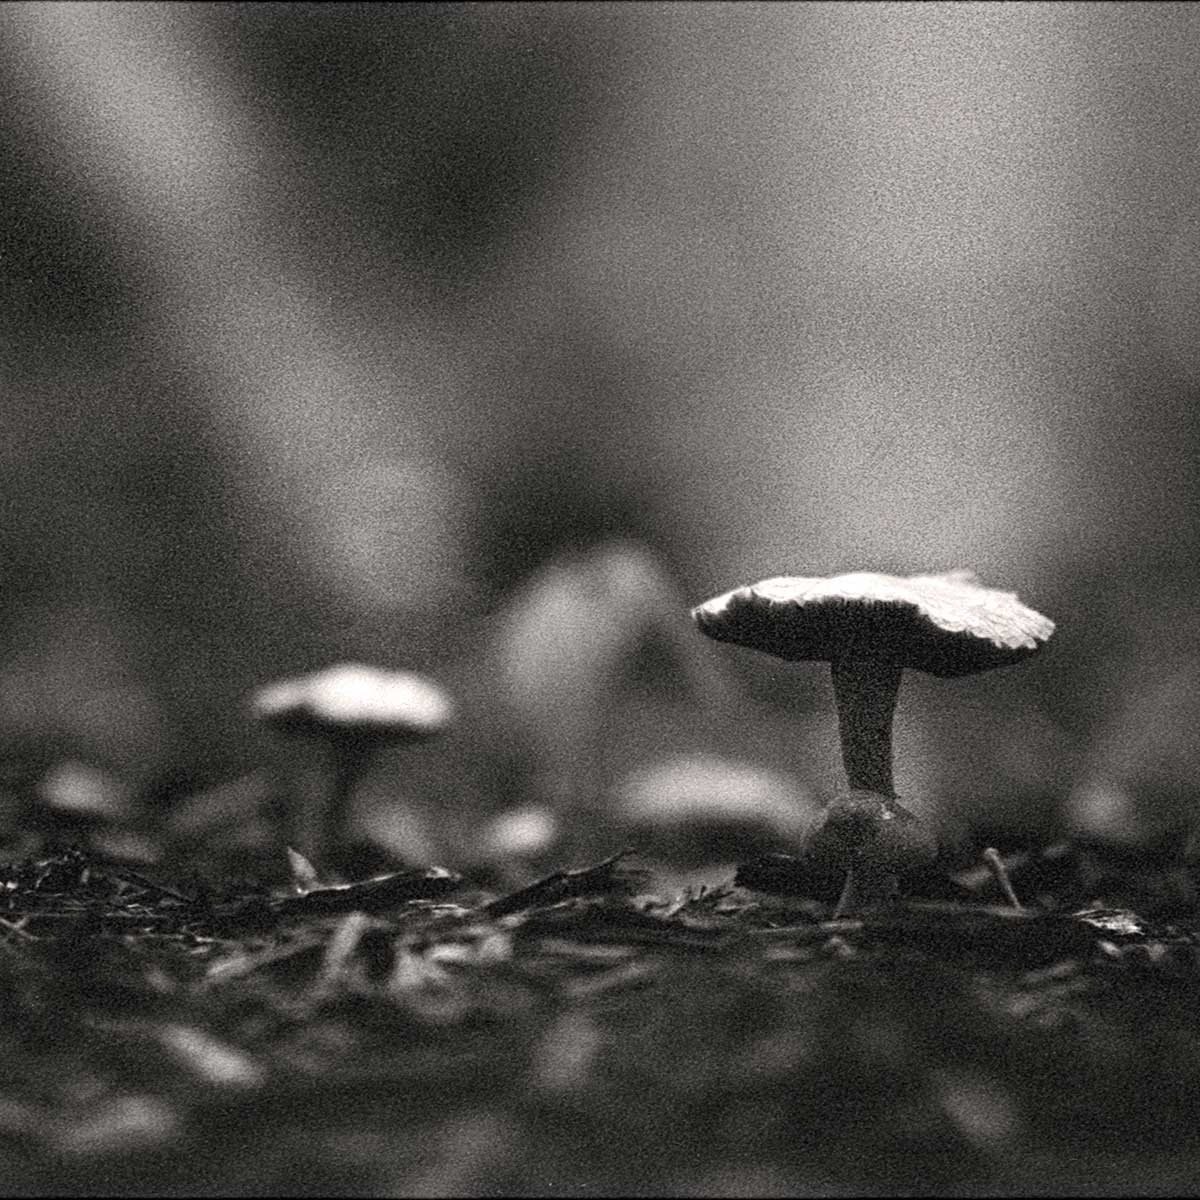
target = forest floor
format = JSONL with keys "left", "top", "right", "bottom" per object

{"left": 3, "top": 826, "right": 1200, "bottom": 1197}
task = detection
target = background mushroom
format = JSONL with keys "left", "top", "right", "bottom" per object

{"left": 250, "top": 663, "right": 454, "bottom": 872}
{"left": 611, "top": 753, "right": 817, "bottom": 872}
{"left": 693, "top": 570, "right": 1054, "bottom": 913}
{"left": 492, "top": 539, "right": 730, "bottom": 815}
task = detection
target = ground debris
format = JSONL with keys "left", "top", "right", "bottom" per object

{"left": 482, "top": 849, "right": 645, "bottom": 919}
{"left": 4, "top": 836, "right": 1200, "bottom": 1196}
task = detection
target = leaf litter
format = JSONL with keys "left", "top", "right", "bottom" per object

{"left": 4, "top": 835, "right": 1200, "bottom": 1195}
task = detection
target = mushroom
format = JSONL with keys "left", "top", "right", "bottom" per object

{"left": 692, "top": 570, "right": 1054, "bottom": 914}
{"left": 794, "top": 787, "right": 942, "bottom": 912}
{"left": 612, "top": 753, "right": 817, "bottom": 869}
{"left": 250, "top": 663, "right": 454, "bottom": 870}
{"left": 480, "top": 805, "right": 561, "bottom": 862}
{"left": 495, "top": 539, "right": 731, "bottom": 812}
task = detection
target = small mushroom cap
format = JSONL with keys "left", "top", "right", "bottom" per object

{"left": 693, "top": 569, "right": 1054, "bottom": 677}
{"left": 480, "top": 805, "right": 560, "bottom": 860}
{"left": 251, "top": 663, "right": 453, "bottom": 739}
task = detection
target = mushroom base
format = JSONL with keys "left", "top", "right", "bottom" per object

{"left": 801, "top": 789, "right": 938, "bottom": 917}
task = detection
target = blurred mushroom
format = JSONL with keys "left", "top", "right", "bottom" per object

{"left": 493, "top": 540, "right": 731, "bottom": 812}
{"left": 897, "top": 677, "right": 1080, "bottom": 855}
{"left": 693, "top": 570, "right": 1054, "bottom": 914}
{"left": 0, "top": 746, "right": 158, "bottom": 862}
{"left": 480, "top": 804, "right": 561, "bottom": 862}
{"left": 471, "top": 804, "right": 563, "bottom": 888}
{"left": 612, "top": 753, "right": 816, "bottom": 868}
{"left": 35, "top": 758, "right": 160, "bottom": 863}
{"left": 1062, "top": 653, "right": 1200, "bottom": 908}
{"left": 1068, "top": 659, "right": 1200, "bottom": 852}
{"left": 251, "top": 663, "right": 453, "bottom": 870}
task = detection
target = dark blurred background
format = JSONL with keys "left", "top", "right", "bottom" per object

{"left": 2, "top": 1, "right": 1200, "bottom": 858}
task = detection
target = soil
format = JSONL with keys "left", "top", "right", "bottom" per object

{"left": 3, "top": 829, "right": 1200, "bottom": 1197}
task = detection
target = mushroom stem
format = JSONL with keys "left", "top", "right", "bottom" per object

{"left": 292, "top": 735, "right": 374, "bottom": 869}
{"left": 830, "top": 658, "right": 902, "bottom": 796}
{"left": 329, "top": 734, "right": 379, "bottom": 862}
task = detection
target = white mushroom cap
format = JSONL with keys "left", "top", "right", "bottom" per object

{"left": 612, "top": 754, "right": 817, "bottom": 867}
{"left": 479, "top": 805, "right": 560, "bottom": 860}
{"left": 251, "top": 663, "right": 454, "bottom": 739}
{"left": 614, "top": 754, "right": 814, "bottom": 839}
{"left": 693, "top": 570, "right": 1054, "bottom": 678}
